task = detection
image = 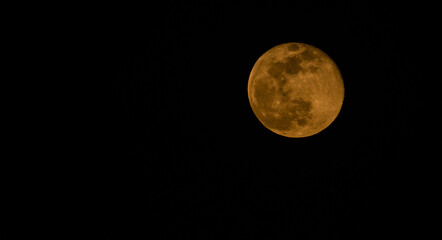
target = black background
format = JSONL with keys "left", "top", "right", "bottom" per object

{"left": 48, "top": 1, "right": 434, "bottom": 239}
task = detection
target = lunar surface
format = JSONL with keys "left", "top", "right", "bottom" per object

{"left": 248, "top": 42, "right": 344, "bottom": 138}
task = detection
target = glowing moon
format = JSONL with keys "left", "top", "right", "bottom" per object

{"left": 248, "top": 42, "right": 344, "bottom": 138}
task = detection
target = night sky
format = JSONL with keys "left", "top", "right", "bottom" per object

{"left": 56, "top": 1, "right": 433, "bottom": 239}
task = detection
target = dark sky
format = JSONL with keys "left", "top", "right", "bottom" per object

{"left": 59, "top": 1, "right": 433, "bottom": 239}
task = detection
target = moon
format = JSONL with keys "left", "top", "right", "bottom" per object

{"left": 248, "top": 42, "right": 344, "bottom": 138}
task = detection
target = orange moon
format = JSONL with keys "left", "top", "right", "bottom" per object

{"left": 248, "top": 42, "right": 344, "bottom": 138}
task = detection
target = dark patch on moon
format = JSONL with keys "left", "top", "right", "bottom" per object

{"left": 296, "top": 118, "right": 308, "bottom": 126}
{"left": 267, "top": 61, "right": 285, "bottom": 79}
{"left": 254, "top": 77, "right": 276, "bottom": 110}
{"left": 285, "top": 56, "right": 303, "bottom": 75}
{"left": 287, "top": 44, "right": 300, "bottom": 52}
{"left": 301, "top": 49, "right": 317, "bottom": 61}
{"left": 289, "top": 98, "right": 313, "bottom": 126}
{"left": 308, "top": 65, "right": 319, "bottom": 72}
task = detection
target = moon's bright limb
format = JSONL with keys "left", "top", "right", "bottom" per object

{"left": 248, "top": 42, "right": 344, "bottom": 138}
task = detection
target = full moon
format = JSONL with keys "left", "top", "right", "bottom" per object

{"left": 248, "top": 42, "right": 344, "bottom": 138}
